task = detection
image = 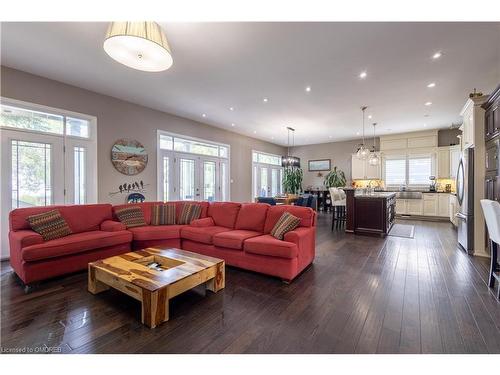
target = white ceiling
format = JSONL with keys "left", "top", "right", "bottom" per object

{"left": 1, "top": 22, "right": 499, "bottom": 146}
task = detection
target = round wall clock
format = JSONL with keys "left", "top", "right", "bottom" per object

{"left": 111, "top": 139, "right": 148, "bottom": 175}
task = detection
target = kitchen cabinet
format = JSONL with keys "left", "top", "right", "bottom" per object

{"left": 437, "top": 149, "right": 450, "bottom": 178}
{"left": 395, "top": 199, "right": 406, "bottom": 214}
{"left": 350, "top": 192, "right": 396, "bottom": 237}
{"left": 485, "top": 139, "right": 499, "bottom": 173}
{"left": 450, "top": 146, "right": 461, "bottom": 179}
{"left": 438, "top": 194, "right": 450, "bottom": 217}
{"left": 351, "top": 154, "right": 381, "bottom": 180}
{"left": 423, "top": 194, "right": 438, "bottom": 216}
{"left": 407, "top": 199, "right": 423, "bottom": 215}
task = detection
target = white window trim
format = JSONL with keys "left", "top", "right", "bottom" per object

{"left": 156, "top": 130, "right": 231, "bottom": 201}
{"left": 251, "top": 150, "right": 284, "bottom": 200}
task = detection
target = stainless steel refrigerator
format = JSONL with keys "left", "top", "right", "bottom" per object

{"left": 456, "top": 147, "right": 474, "bottom": 254}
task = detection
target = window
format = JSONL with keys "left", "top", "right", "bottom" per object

{"left": 74, "top": 146, "right": 86, "bottom": 204}
{"left": 252, "top": 151, "right": 281, "bottom": 166}
{"left": 384, "top": 153, "right": 434, "bottom": 187}
{"left": 159, "top": 134, "right": 228, "bottom": 158}
{"left": 252, "top": 151, "right": 283, "bottom": 198}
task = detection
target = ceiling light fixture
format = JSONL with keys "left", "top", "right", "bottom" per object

{"left": 356, "top": 106, "right": 370, "bottom": 160}
{"left": 425, "top": 101, "right": 432, "bottom": 106}
{"left": 231, "top": 123, "right": 235, "bottom": 127}
{"left": 282, "top": 127, "right": 301, "bottom": 168}
{"left": 359, "top": 71, "right": 367, "bottom": 79}
{"left": 253, "top": 130, "right": 257, "bottom": 134}
{"left": 263, "top": 98, "right": 268, "bottom": 102}
{"left": 229, "top": 107, "right": 234, "bottom": 111}
{"left": 368, "top": 123, "right": 380, "bottom": 166}
{"left": 427, "top": 82, "right": 436, "bottom": 88}
{"left": 103, "top": 22, "right": 173, "bottom": 72}
{"left": 368, "top": 115, "right": 373, "bottom": 119}
{"left": 305, "top": 86, "right": 311, "bottom": 92}
{"left": 202, "top": 113, "right": 206, "bottom": 117}
{"left": 432, "top": 51, "right": 442, "bottom": 59}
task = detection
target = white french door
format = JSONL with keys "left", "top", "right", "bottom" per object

{"left": 159, "top": 151, "right": 228, "bottom": 202}
{"left": 253, "top": 164, "right": 283, "bottom": 198}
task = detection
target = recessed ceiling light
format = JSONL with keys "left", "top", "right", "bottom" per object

{"left": 329, "top": 135, "right": 333, "bottom": 139}
{"left": 368, "top": 115, "right": 372, "bottom": 119}
{"left": 423, "top": 123, "right": 427, "bottom": 127}
{"left": 425, "top": 101, "right": 432, "bottom": 106}
{"left": 263, "top": 98, "right": 268, "bottom": 102}
{"left": 432, "top": 51, "right": 442, "bottom": 59}
{"left": 356, "top": 132, "right": 360, "bottom": 136}
{"left": 231, "top": 123, "right": 235, "bottom": 127}
{"left": 271, "top": 136, "right": 274, "bottom": 140}
{"left": 253, "top": 130, "right": 257, "bottom": 134}
{"left": 202, "top": 113, "right": 206, "bottom": 117}
{"left": 359, "top": 71, "right": 367, "bottom": 79}
{"left": 229, "top": 107, "right": 234, "bottom": 111}
{"left": 427, "top": 82, "right": 436, "bottom": 88}
{"left": 305, "top": 86, "right": 311, "bottom": 92}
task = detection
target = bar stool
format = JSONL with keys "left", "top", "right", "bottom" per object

{"left": 480, "top": 199, "right": 500, "bottom": 299}
{"left": 329, "top": 187, "right": 346, "bottom": 230}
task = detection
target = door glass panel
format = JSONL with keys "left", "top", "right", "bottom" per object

{"left": 11, "top": 140, "right": 52, "bottom": 208}
{"left": 179, "top": 158, "right": 195, "bottom": 200}
{"left": 74, "top": 146, "right": 86, "bottom": 204}
{"left": 271, "top": 168, "right": 279, "bottom": 196}
{"left": 221, "top": 162, "right": 227, "bottom": 201}
{"left": 259, "top": 168, "right": 268, "bottom": 197}
{"left": 163, "top": 156, "right": 169, "bottom": 201}
{"left": 203, "top": 161, "right": 216, "bottom": 201}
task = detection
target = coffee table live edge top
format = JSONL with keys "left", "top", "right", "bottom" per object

{"left": 88, "top": 247, "right": 224, "bottom": 292}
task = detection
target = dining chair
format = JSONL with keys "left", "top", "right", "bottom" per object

{"left": 329, "top": 187, "right": 346, "bottom": 230}
{"left": 257, "top": 197, "right": 277, "bottom": 205}
{"left": 480, "top": 199, "right": 500, "bottom": 299}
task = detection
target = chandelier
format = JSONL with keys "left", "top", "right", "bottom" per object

{"left": 356, "top": 106, "right": 370, "bottom": 160}
{"left": 103, "top": 22, "right": 173, "bottom": 72}
{"left": 282, "top": 127, "right": 300, "bottom": 168}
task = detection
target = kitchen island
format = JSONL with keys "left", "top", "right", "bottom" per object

{"left": 345, "top": 189, "right": 396, "bottom": 237}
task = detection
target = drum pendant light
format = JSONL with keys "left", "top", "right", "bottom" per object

{"left": 281, "top": 127, "right": 301, "bottom": 168}
{"left": 103, "top": 22, "right": 173, "bottom": 72}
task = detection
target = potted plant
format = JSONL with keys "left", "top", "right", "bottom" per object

{"left": 324, "top": 166, "right": 346, "bottom": 188}
{"left": 282, "top": 167, "right": 303, "bottom": 195}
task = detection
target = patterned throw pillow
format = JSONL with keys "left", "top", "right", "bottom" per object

{"left": 178, "top": 203, "right": 202, "bottom": 225}
{"left": 27, "top": 210, "right": 72, "bottom": 241}
{"left": 271, "top": 212, "right": 301, "bottom": 240}
{"left": 115, "top": 206, "right": 147, "bottom": 228}
{"left": 151, "top": 204, "right": 176, "bottom": 226}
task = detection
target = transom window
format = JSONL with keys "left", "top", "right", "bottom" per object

{"left": 160, "top": 134, "right": 228, "bottom": 158}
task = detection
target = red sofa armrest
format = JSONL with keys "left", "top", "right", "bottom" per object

{"left": 100, "top": 220, "right": 126, "bottom": 232}
{"left": 190, "top": 217, "right": 215, "bottom": 227}
{"left": 284, "top": 227, "right": 315, "bottom": 250}
{"left": 9, "top": 230, "right": 44, "bottom": 249}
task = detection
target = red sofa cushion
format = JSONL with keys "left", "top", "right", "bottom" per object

{"left": 244, "top": 234, "right": 298, "bottom": 259}
{"left": 10, "top": 204, "right": 113, "bottom": 233}
{"left": 128, "top": 225, "right": 185, "bottom": 241}
{"left": 263, "top": 205, "right": 315, "bottom": 233}
{"left": 234, "top": 203, "right": 270, "bottom": 232}
{"left": 180, "top": 226, "right": 232, "bottom": 245}
{"left": 208, "top": 202, "right": 241, "bottom": 228}
{"left": 22, "top": 230, "right": 132, "bottom": 262}
{"left": 212, "top": 229, "right": 262, "bottom": 250}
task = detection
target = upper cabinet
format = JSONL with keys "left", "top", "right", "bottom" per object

{"left": 351, "top": 154, "right": 381, "bottom": 180}
{"left": 460, "top": 95, "right": 488, "bottom": 148}
{"left": 483, "top": 85, "right": 500, "bottom": 142}
{"left": 437, "top": 145, "right": 461, "bottom": 179}
{"left": 380, "top": 130, "right": 438, "bottom": 152}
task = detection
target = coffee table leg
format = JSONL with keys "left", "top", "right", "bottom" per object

{"left": 88, "top": 266, "right": 109, "bottom": 294}
{"left": 206, "top": 261, "right": 225, "bottom": 293}
{"left": 142, "top": 288, "right": 169, "bottom": 328}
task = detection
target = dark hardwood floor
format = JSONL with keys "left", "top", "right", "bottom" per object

{"left": 1, "top": 213, "right": 499, "bottom": 354}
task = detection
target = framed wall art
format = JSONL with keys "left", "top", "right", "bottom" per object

{"left": 308, "top": 159, "right": 331, "bottom": 172}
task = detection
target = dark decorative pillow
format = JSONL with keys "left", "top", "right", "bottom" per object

{"left": 151, "top": 204, "right": 176, "bottom": 226}
{"left": 27, "top": 210, "right": 72, "bottom": 241}
{"left": 271, "top": 212, "right": 301, "bottom": 240}
{"left": 178, "top": 203, "right": 202, "bottom": 225}
{"left": 115, "top": 206, "right": 147, "bottom": 228}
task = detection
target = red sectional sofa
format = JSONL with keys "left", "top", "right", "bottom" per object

{"left": 9, "top": 201, "right": 316, "bottom": 285}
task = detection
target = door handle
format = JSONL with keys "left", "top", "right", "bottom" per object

{"left": 455, "top": 213, "right": 467, "bottom": 220}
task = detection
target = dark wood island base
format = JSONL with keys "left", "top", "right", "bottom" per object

{"left": 345, "top": 189, "right": 396, "bottom": 237}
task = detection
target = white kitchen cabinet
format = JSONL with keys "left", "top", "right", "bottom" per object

{"left": 450, "top": 146, "right": 461, "bottom": 179}
{"left": 351, "top": 154, "right": 381, "bottom": 180}
{"left": 437, "top": 148, "right": 450, "bottom": 178}
{"left": 395, "top": 199, "right": 406, "bottom": 214}
{"left": 423, "top": 194, "right": 438, "bottom": 216}
{"left": 407, "top": 199, "right": 423, "bottom": 215}
{"left": 438, "top": 193, "right": 450, "bottom": 217}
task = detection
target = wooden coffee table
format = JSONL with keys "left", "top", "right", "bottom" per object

{"left": 88, "top": 248, "right": 225, "bottom": 328}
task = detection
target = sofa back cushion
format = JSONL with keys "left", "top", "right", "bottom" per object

{"left": 208, "top": 202, "right": 241, "bottom": 228}
{"left": 235, "top": 203, "right": 269, "bottom": 232}
{"left": 264, "top": 205, "right": 316, "bottom": 233}
{"left": 113, "top": 201, "right": 209, "bottom": 225}
{"left": 10, "top": 204, "right": 113, "bottom": 234}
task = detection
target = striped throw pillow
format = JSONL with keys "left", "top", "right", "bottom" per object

{"left": 151, "top": 204, "right": 176, "bottom": 225}
{"left": 270, "top": 212, "right": 301, "bottom": 240}
{"left": 27, "top": 210, "right": 72, "bottom": 241}
{"left": 178, "top": 203, "right": 202, "bottom": 225}
{"left": 115, "top": 206, "right": 146, "bottom": 228}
